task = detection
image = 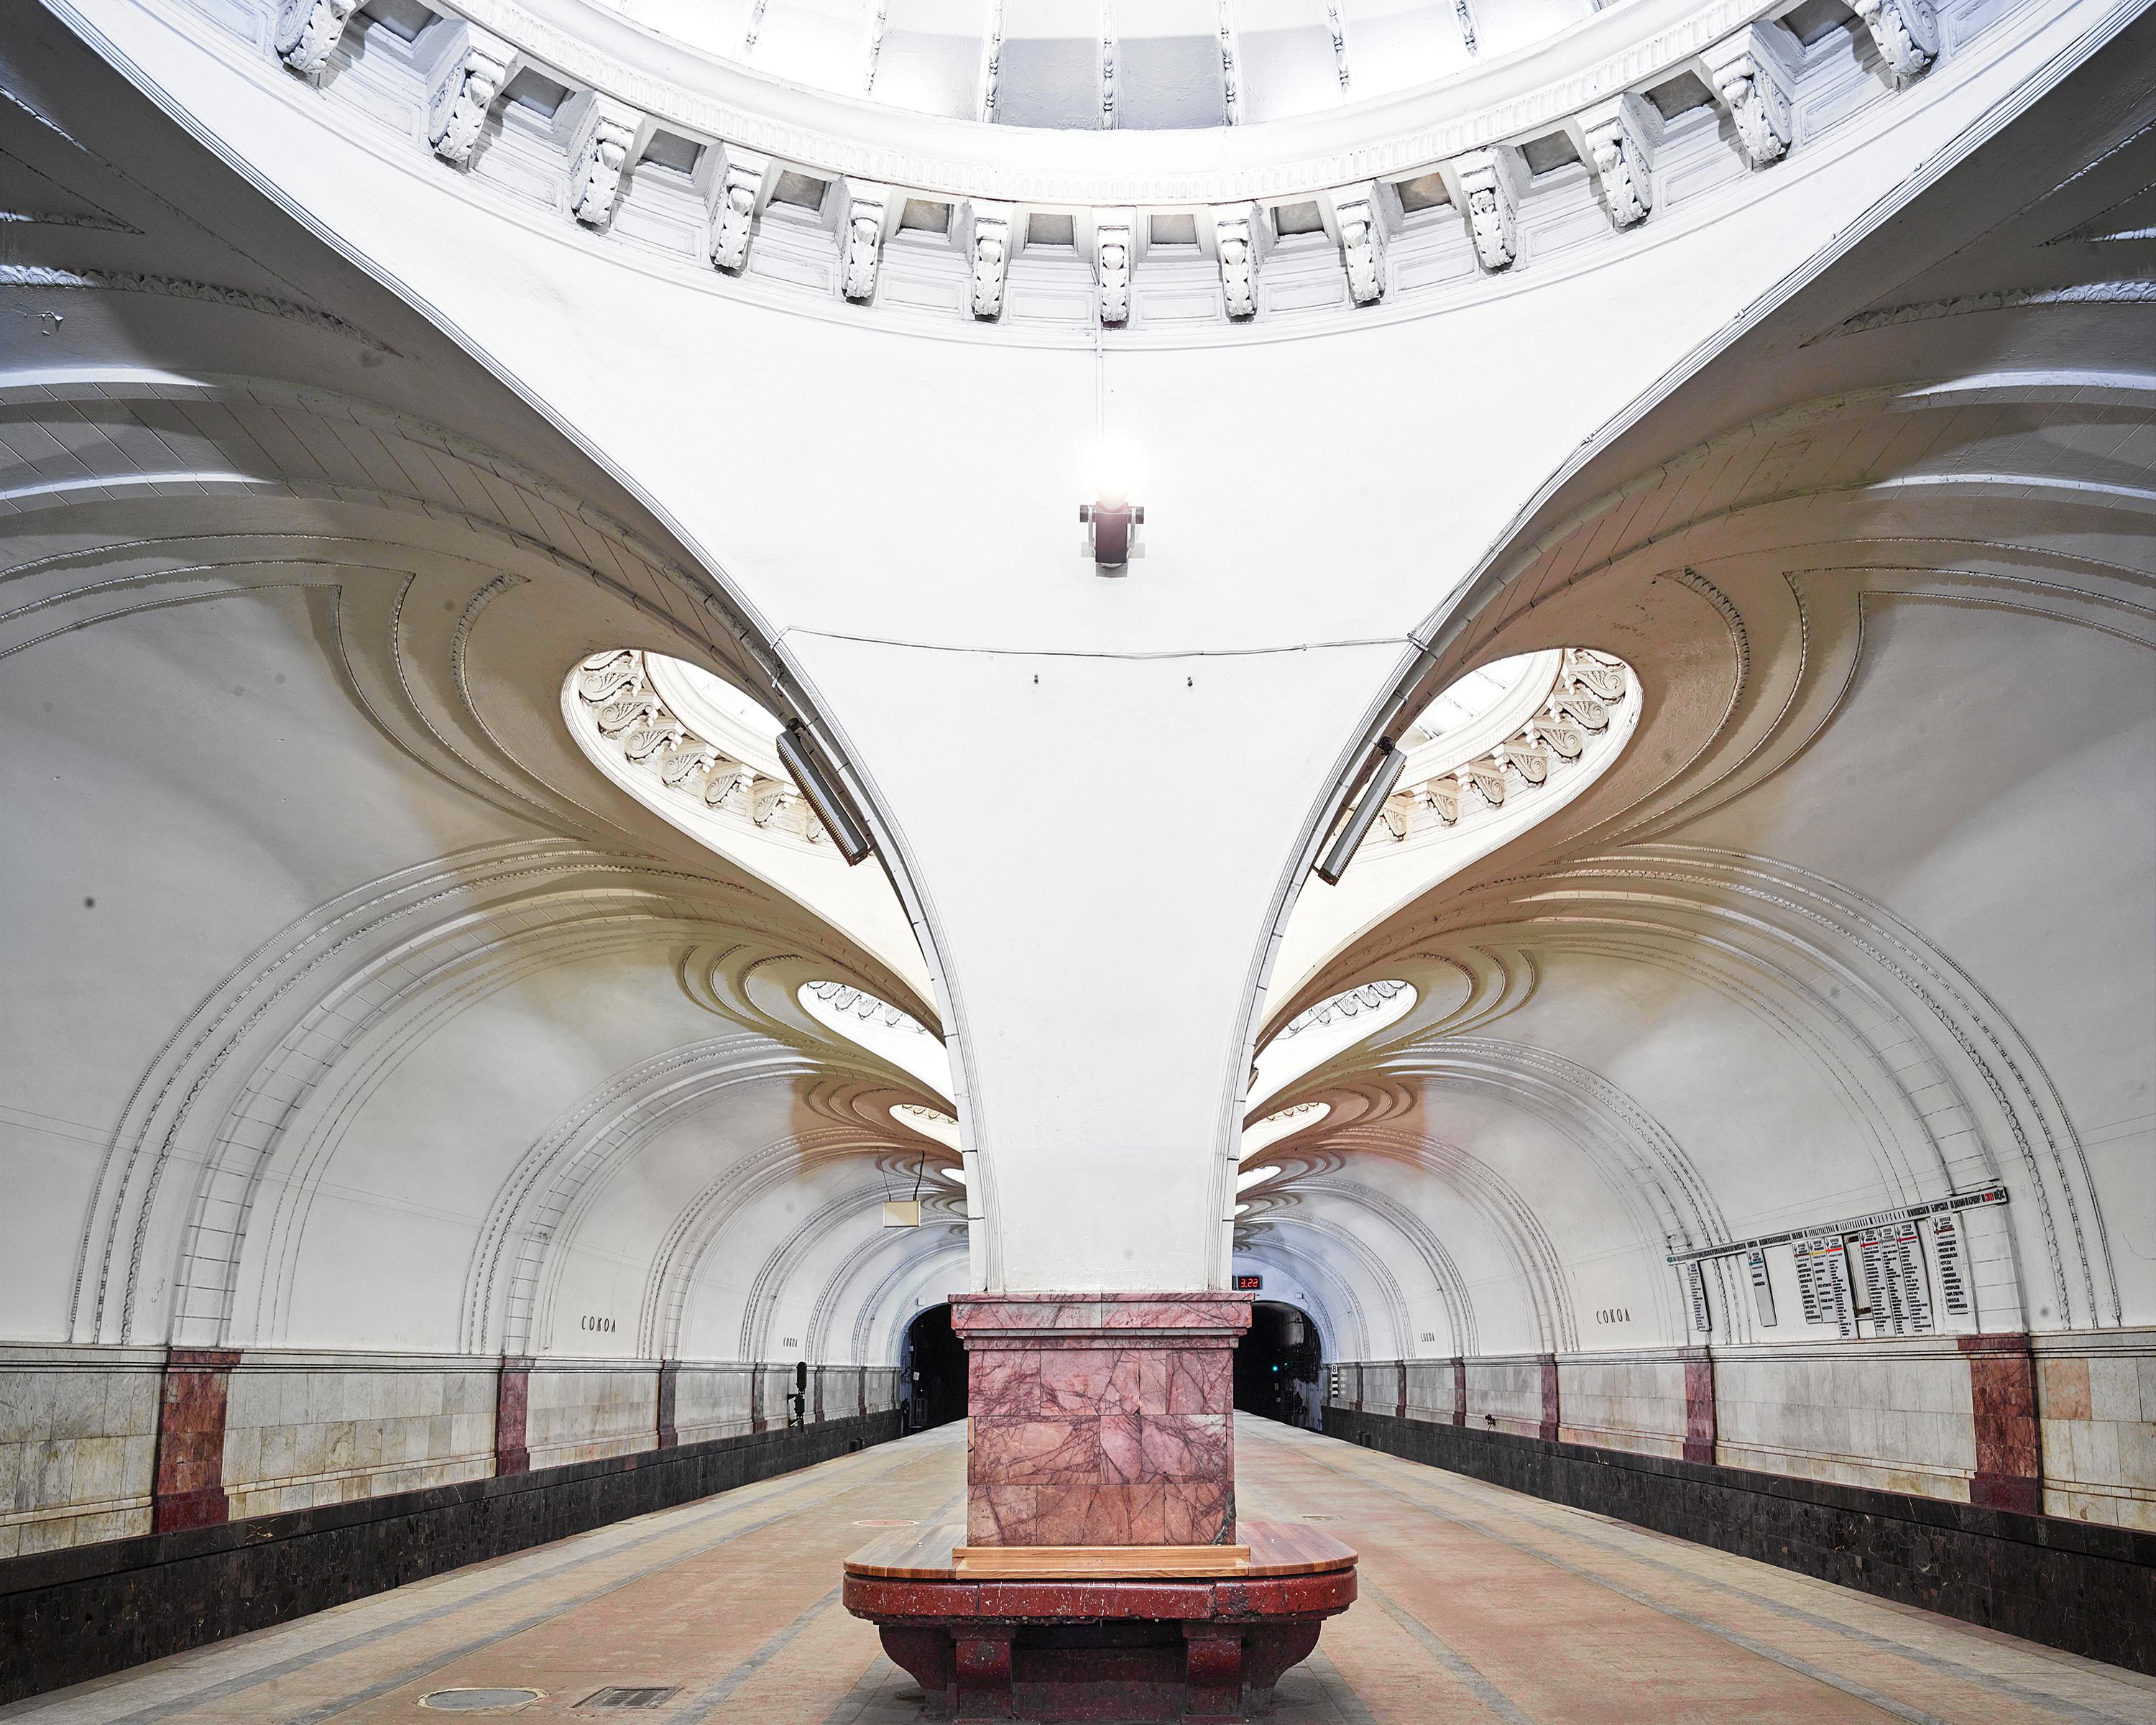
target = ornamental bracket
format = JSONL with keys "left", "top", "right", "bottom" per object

{"left": 837, "top": 180, "right": 899, "bottom": 303}
{"left": 1853, "top": 0, "right": 1940, "bottom": 80}
{"left": 960, "top": 201, "right": 1021, "bottom": 321}
{"left": 1447, "top": 147, "right": 1524, "bottom": 272}
{"left": 1701, "top": 22, "right": 1800, "bottom": 168}
{"left": 1203, "top": 202, "right": 1267, "bottom": 321}
{"left": 1320, "top": 181, "right": 1400, "bottom": 306}
{"left": 702, "top": 147, "right": 775, "bottom": 273}
{"left": 273, "top": 0, "right": 358, "bottom": 74}
{"left": 423, "top": 22, "right": 520, "bottom": 167}
{"left": 561, "top": 93, "right": 649, "bottom": 228}
{"left": 1575, "top": 93, "right": 1661, "bottom": 229}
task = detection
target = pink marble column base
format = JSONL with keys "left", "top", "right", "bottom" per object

{"left": 952, "top": 1292, "right": 1253, "bottom": 1548}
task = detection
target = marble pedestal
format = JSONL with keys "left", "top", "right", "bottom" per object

{"left": 951, "top": 1292, "right": 1253, "bottom": 1548}
{"left": 843, "top": 1522, "right": 1357, "bottom": 1723}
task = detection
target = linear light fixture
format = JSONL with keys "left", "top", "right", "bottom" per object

{"left": 1314, "top": 737, "right": 1406, "bottom": 885}
{"left": 778, "top": 722, "right": 874, "bottom": 864}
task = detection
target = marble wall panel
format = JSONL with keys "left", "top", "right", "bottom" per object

{"left": 1557, "top": 1351, "right": 1690, "bottom": 1458}
{"left": 672, "top": 1363, "right": 757, "bottom": 1443}
{"left": 1714, "top": 1338, "right": 1977, "bottom": 1499}
{"left": 0, "top": 1347, "right": 163, "bottom": 1558}
{"left": 1462, "top": 1355, "right": 1552, "bottom": 1440}
{"left": 523, "top": 1360, "right": 660, "bottom": 1467}
{"left": 221, "top": 1353, "right": 497, "bottom": 1519}
{"left": 2036, "top": 1328, "right": 2156, "bottom": 1530}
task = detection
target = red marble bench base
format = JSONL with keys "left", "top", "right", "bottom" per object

{"left": 842, "top": 1524, "right": 1356, "bottom": 1722}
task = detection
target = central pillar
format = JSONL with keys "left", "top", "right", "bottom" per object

{"left": 952, "top": 1291, "right": 1252, "bottom": 1547}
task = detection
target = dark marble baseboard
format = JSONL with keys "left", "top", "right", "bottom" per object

{"left": 1321, "top": 1407, "right": 2155, "bottom": 1675}
{"left": 0, "top": 1412, "right": 901, "bottom": 1706}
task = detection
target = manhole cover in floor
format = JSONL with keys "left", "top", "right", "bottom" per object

{"left": 419, "top": 1689, "right": 544, "bottom": 1712}
{"left": 853, "top": 1519, "right": 916, "bottom": 1527}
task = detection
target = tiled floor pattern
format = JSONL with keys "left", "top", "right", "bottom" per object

{"left": 6, "top": 1420, "right": 2150, "bottom": 1724}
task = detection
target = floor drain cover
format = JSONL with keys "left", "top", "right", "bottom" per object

{"left": 578, "top": 1688, "right": 681, "bottom": 1710}
{"left": 418, "top": 1690, "right": 543, "bottom": 1712}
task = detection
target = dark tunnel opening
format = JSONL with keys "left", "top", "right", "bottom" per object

{"left": 899, "top": 1302, "right": 968, "bottom": 1432}
{"left": 1234, "top": 1300, "right": 1323, "bottom": 1430}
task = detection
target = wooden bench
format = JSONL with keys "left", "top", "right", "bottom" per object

{"left": 842, "top": 1522, "right": 1357, "bottom": 1722}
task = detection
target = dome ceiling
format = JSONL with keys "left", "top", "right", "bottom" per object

{"left": 602, "top": 0, "right": 1592, "bottom": 130}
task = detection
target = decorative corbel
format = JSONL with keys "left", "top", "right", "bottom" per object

{"left": 1450, "top": 147, "right": 1522, "bottom": 272}
{"left": 424, "top": 22, "right": 519, "bottom": 167}
{"left": 837, "top": 181, "right": 898, "bottom": 303}
{"left": 962, "top": 201, "right": 1018, "bottom": 320}
{"left": 1206, "top": 203, "right": 1264, "bottom": 321}
{"left": 273, "top": 0, "right": 358, "bottom": 74}
{"left": 1852, "top": 0, "right": 1940, "bottom": 80}
{"left": 1577, "top": 93, "right": 1659, "bottom": 229}
{"left": 1321, "top": 181, "right": 1399, "bottom": 306}
{"left": 562, "top": 93, "right": 648, "bottom": 228}
{"left": 704, "top": 147, "right": 773, "bottom": 272}
{"left": 1702, "top": 23, "right": 1799, "bottom": 168}
{"left": 1087, "top": 208, "right": 1136, "bottom": 326}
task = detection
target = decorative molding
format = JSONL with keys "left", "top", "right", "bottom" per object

{"left": 1853, "top": 0, "right": 1941, "bottom": 80}
{"left": 425, "top": 22, "right": 519, "bottom": 167}
{"left": 564, "top": 93, "right": 645, "bottom": 226}
{"left": 839, "top": 180, "right": 896, "bottom": 303}
{"left": 1094, "top": 215, "right": 1133, "bottom": 326}
{"left": 1325, "top": 182, "right": 1390, "bottom": 306}
{"left": 1211, "top": 205, "right": 1259, "bottom": 320}
{"left": 705, "top": 148, "right": 770, "bottom": 272}
{"left": 1825, "top": 281, "right": 2156, "bottom": 339}
{"left": 1702, "top": 22, "right": 1797, "bottom": 169}
{"left": 0, "top": 265, "right": 394, "bottom": 351}
{"left": 965, "top": 203, "right": 1013, "bottom": 320}
{"left": 1453, "top": 146, "right": 1520, "bottom": 272}
{"left": 1580, "top": 92, "right": 1659, "bottom": 229}
{"left": 272, "top": 0, "right": 357, "bottom": 75}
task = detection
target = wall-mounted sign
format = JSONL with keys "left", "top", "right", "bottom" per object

{"left": 1795, "top": 1236, "right": 1856, "bottom": 1337}
{"left": 1664, "top": 1182, "right": 2007, "bottom": 1266}
{"left": 1232, "top": 1274, "right": 1263, "bottom": 1292}
{"left": 1682, "top": 1261, "right": 1713, "bottom": 1334}
{"left": 1854, "top": 1222, "right": 1934, "bottom": 1336}
{"left": 1931, "top": 1213, "right": 1973, "bottom": 1317}
{"left": 1746, "top": 1250, "right": 1777, "bottom": 1328}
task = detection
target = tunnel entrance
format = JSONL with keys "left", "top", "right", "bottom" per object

{"left": 1235, "top": 1301, "right": 1323, "bottom": 1430}
{"left": 900, "top": 1302, "right": 968, "bottom": 1432}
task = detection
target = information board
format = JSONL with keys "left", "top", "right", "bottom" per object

{"left": 1683, "top": 1261, "right": 1713, "bottom": 1333}
{"left": 1931, "top": 1214, "right": 1973, "bottom": 1318}
{"left": 1746, "top": 1250, "right": 1777, "bottom": 1328}
{"left": 1795, "top": 1236, "right": 1855, "bottom": 1336}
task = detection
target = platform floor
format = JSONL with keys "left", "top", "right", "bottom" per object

{"left": 6, "top": 1420, "right": 2150, "bottom": 1725}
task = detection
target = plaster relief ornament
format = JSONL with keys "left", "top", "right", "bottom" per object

{"left": 1581, "top": 93, "right": 1659, "bottom": 229}
{"left": 1454, "top": 148, "right": 1517, "bottom": 272}
{"left": 707, "top": 157, "right": 766, "bottom": 273}
{"left": 837, "top": 183, "right": 898, "bottom": 303}
{"left": 1427, "top": 776, "right": 1461, "bottom": 823}
{"left": 1095, "top": 223, "right": 1132, "bottom": 325}
{"left": 1335, "top": 196, "right": 1386, "bottom": 305}
{"left": 1703, "top": 24, "right": 1797, "bottom": 168}
{"left": 968, "top": 209, "right": 1013, "bottom": 319}
{"left": 1214, "top": 212, "right": 1258, "bottom": 320}
{"left": 567, "top": 97, "right": 643, "bottom": 228}
{"left": 1466, "top": 758, "right": 1508, "bottom": 806}
{"left": 1853, "top": 0, "right": 1941, "bottom": 80}
{"left": 425, "top": 25, "right": 517, "bottom": 167}
{"left": 272, "top": 0, "right": 357, "bottom": 74}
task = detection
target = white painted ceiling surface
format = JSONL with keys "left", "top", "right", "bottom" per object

{"left": 0, "top": 0, "right": 2150, "bottom": 1366}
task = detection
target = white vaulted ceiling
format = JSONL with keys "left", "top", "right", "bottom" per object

{"left": 1, "top": 0, "right": 2151, "bottom": 1376}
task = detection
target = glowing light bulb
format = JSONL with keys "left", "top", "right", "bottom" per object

{"left": 1090, "top": 437, "right": 1135, "bottom": 508}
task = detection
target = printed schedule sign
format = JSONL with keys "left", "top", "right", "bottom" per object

{"left": 1931, "top": 1214, "right": 1973, "bottom": 1317}
{"left": 1851, "top": 1224, "right": 1935, "bottom": 1336}
{"left": 1795, "top": 1236, "right": 1856, "bottom": 1336}
{"left": 1683, "top": 1261, "right": 1713, "bottom": 1333}
{"left": 1746, "top": 1250, "right": 1777, "bottom": 1328}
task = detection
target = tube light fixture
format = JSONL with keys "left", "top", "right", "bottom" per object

{"left": 1314, "top": 737, "right": 1407, "bottom": 885}
{"left": 777, "top": 723, "right": 874, "bottom": 865}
